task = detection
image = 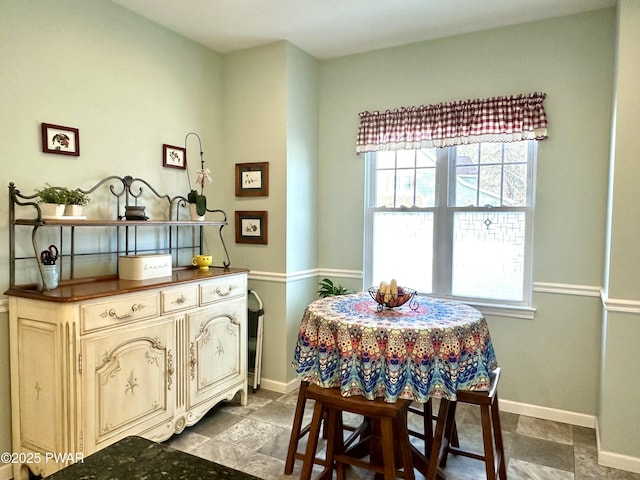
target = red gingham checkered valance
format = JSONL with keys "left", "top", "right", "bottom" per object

{"left": 356, "top": 92, "right": 548, "bottom": 154}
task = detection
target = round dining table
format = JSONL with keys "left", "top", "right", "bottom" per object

{"left": 293, "top": 291, "right": 498, "bottom": 404}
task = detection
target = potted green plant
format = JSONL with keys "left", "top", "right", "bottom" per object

{"left": 36, "top": 184, "right": 66, "bottom": 217}
{"left": 317, "top": 278, "right": 355, "bottom": 297}
{"left": 187, "top": 188, "right": 207, "bottom": 221}
{"left": 63, "top": 188, "right": 90, "bottom": 216}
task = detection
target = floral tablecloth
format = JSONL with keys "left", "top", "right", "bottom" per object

{"left": 293, "top": 292, "right": 498, "bottom": 403}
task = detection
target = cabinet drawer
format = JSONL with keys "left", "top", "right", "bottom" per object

{"left": 200, "top": 274, "right": 246, "bottom": 305}
{"left": 81, "top": 292, "right": 160, "bottom": 333}
{"left": 161, "top": 285, "right": 198, "bottom": 314}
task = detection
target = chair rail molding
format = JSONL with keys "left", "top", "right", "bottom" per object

{"left": 533, "top": 282, "right": 602, "bottom": 297}
{"left": 248, "top": 268, "right": 362, "bottom": 283}
{"left": 601, "top": 296, "right": 640, "bottom": 314}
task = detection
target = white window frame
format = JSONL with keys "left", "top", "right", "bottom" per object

{"left": 363, "top": 142, "right": 537, "bottom": 317}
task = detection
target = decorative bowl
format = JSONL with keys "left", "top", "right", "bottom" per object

{"left": 124, "top": 205, "right": 148, "bottom": 220}
{"left": 367, "top": 286, "right": 418, "bottom": 311}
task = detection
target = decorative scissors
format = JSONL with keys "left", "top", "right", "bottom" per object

{"left": 40, "top": 244, "right": 59, "bottom": 265}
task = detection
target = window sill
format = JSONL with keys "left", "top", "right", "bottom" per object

{"left": 420, "top": 295, "right": 536, "bottom": 319}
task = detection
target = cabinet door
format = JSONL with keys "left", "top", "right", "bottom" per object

{"left": 14, "top": 319, "right": 63, "bottom": 477}
{"left": 82, "top": 317, "right": 175, "bottom": 453}
{"left": 187, "top": 298, "right": 245, "bottom": 409}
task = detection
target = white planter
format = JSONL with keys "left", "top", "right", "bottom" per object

{"left": 41, "top": 264, "right": 59, "bottom": 290}
{"left": 40, "top": 203, "right": 65, "bottom": 217}
{"left": 189, "top": 204, "right": 204, "bottom": 221}
{"left": 64, "top": 205, "right": 83, "bottom": 216}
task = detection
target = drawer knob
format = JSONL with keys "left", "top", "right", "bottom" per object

{"left": 174, "top": 295, "right": 186, "bottom": 304}
{"left": 108, "top": 303, "right": 145, "bottom": 320}
{"left": 215, "top": 286, "right": 232, "bottom": 297}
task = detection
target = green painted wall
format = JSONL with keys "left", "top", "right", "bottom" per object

{"left": 222, "top": 42, "right": 319, "bottom": 387}
{"left": 0, "top": 0, "right": 223, "bottom": 455}
{"left": 606, "top": 0, "right": 640, "bottom": 301}
{"left": 600, "top": 0, "right": 640, "bottom": 459}
{"left": 221, "top": 43, "right": 288, "bottom": 272}
{"left": 285, "top": 44, "right": 319, "bottom": 274}
{"left": 317, "top": 7, "right": 616, "bottom": 418}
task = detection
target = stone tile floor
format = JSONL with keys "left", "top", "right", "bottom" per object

{"left": 165, "top": 388, "right": 640, "bottom": 479}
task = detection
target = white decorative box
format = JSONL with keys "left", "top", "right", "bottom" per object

{"left": 119, "top": 254, "right": 172, "bottom": 280}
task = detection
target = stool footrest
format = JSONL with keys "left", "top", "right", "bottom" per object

{"left": 293, "top": 451, "right": 328, "bottom": 466}
{"left": 447, "top": 447, "right": 485, "bottom": 462}
{"left": 334, "top": 453, "right": 387, "bottom": 475}
{"left": 408, "top": 428, "right": 427, "bottom": 441}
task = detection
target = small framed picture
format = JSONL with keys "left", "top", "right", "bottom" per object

{"left": 41, "top": 123, "right": 80, "bottom": 156}
{"left": 162, "top": 144, "right": 186, "bottom": 170}
{"left": 235, "top": 211, "right": 268, "bottom": 244}
{"left": 235, "top": 162, "right": 269, "bottom": 197}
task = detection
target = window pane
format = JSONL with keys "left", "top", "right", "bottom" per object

{"left": 478, "top": 165, "right": 502, "bottom": 206}
{"left": 503, "top": 164, "right": 528, "bottom": 206}
{"left": 456, "top": 144, "right": 479, "bottom": 164}
{"left": 504, "top": 142, "right": 528, "bottom": 163}
{"left": 395, "top": 170, "right": 415, "bottom": 207}
{"left": 372, "top": 211, "right": 433, "bottom": 293}
{"left": 396, "top": 150, "right": 415, "bottom": 169}
{"left": 376, "top": 170, "right": 395, "bottom": 207}
{"left": 416, "top": 149, "right": 437, "bottom": 168}
{"left": 415, "top": 168, "right": 436, "bottom": 207}
{"left": 454, "top": 165, "right": 478, "bottom": 207}
{"left": 377, "top": 151, "right": 396, "bottom": 169}
{"left": 480, "top": 143, "right": 503, "bottom": 164}
{"left": 451, "top": 211, "right": 525, "bottom": 301}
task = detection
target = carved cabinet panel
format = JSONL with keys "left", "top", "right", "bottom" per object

{"left": 187, "top": 298, "right": 245, "bottom": 409}
{"left": 82, "top": 318, "right": 175, "bottom": 452}
{"left": 14, "top": 319, "right": 61, "bottom": 478}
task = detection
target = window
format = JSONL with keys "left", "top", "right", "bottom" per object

{"left": 364, "top": 141, "right": 536, "bottom": 306}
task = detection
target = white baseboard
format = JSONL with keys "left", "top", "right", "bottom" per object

{"left": 255, "top": 377, "right": 289, "bottom": 394}
{"left": 256, "top": 377, "right": 302, "bottom": 395}
{"left": 0, "top": 463, "right": 12, "bottom": 480}
{"left": 285, "top": 377, "right": 302, "bottom": 394}
{"left": 499, "top": 398, "right": 595, "bottom": 428}
{"left": 598, "top": 450, "right": 640, "bottom": 474}
{"left": 594, "top": 418, "right": 640, "bottom": 473}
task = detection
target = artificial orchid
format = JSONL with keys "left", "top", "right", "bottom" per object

{"left": 194, "top": 168, "right": 212, "bottom": 195}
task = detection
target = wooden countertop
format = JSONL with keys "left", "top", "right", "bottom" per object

{"left": 4, "top": 267, "right": 248, "bottom": 303}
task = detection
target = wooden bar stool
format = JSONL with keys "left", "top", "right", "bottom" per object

{"left": 407, "top": 398, "right": 459, "bottom": 458}
{"left": 284, "top": 381, "right": 366, "bottom": 475}
{"left": 284, "top": 381, "right": 319, "bottom": 474}
{"left": 301, "top": 384, "right": 415, "bottom": 480}
{"left": 428, "top": 367, "right": 506, "bottom": 480}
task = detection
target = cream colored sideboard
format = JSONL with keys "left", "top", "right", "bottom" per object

{"left": 7, "top": 269, "right": 248, "bottom": 479}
